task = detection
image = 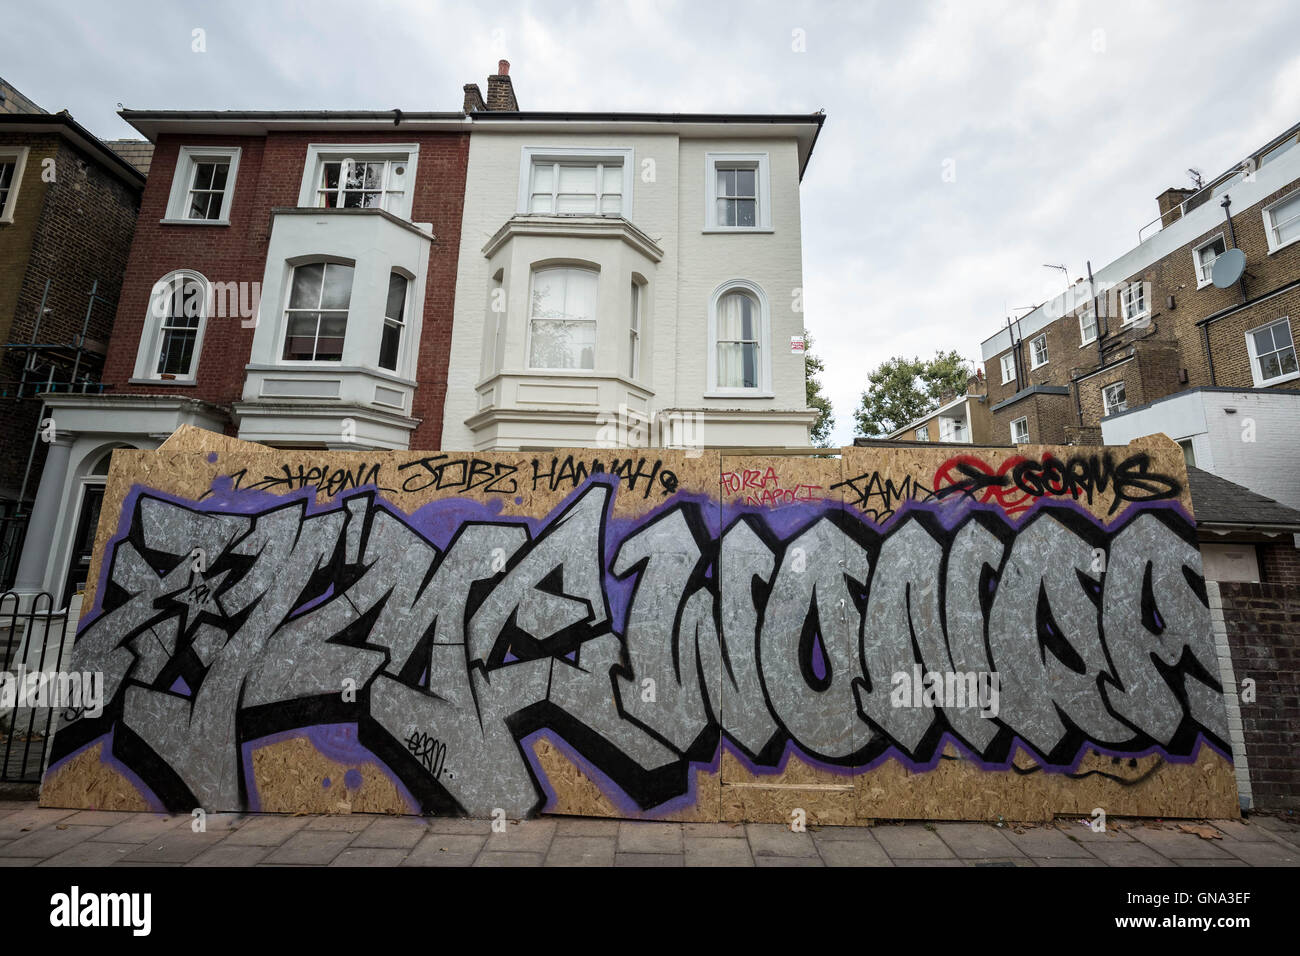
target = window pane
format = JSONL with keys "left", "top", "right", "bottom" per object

{"left": 717, "top": 198, "right": 733, "bottom": 226}
{"left": 1253, "top": 327, "right": 1276, "bottom": 354}
{"left": 530, "top": 194, "right": 553, "bottom": 213}
{"left": 1260, "top": 353, "right": 1282, "bottom": 380}
{"left": 157, "top": 329, "right": 196, "bottom": 375}
{"left": 320, "top": 263, "right": 354, "bottom": 309}
{"left": 290, "top": 263, "right": 324, "bottom": 308}
{"left": 556, "top": 194, "right": 597, "bottom": 214}
{"left": 602, "top": 164, "right": 622, "bottom": 194}
{"left": 737, "top": 199, "right": 756, "bottom": 227}
{"left": 558, "top": 165, "right": 596, "bottom": 192}
{"left": 1281, "top": 348, "right": 1299, "bottom": 375}
{"left": 386, "top": 273, "right": 407, "bottom": 322}
{"left": 321, "top": 162, "right": 341, "bottom": 190}
{"left": 193, "top": 163, "right": 214, "bottom": 190}
{"left": 283, "top": 313, "right": 319, "bottom": 360}
{"left": 379, "top": 322, "right": 401, "bottom": 371}
{"left": 316, "top": 312, "right": 347, "bottom": 360}
{"left": 717, "top": 169, "right": 735, "bottom": 197}
{"left": 717, "top": 342, "right": 758, "bottom": 388}
{"left": 1274, "top": 322, "right": 1292, "bottom": 347}
{"left": 600, "top": 195, "right": 622, "bottom": 215}
{"left": 735, "top": 168, "right": 755, "bottom": 197}
{"left": 530, "top": 319, "right": 595, "bottom": 369}
{"left": 532, "top": 163, "right": 553, "bottom": 192}
{"left": 210, "top": 163, "right": 228, "bottom": 191}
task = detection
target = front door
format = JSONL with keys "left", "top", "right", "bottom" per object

{"left": 61, "top": 483, "right": 105, "bottom": 608}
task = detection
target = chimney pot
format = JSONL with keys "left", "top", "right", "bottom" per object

{"left": 498, "top": 59, "right": 510, "bottom": 75}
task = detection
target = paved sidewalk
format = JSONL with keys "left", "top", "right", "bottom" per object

{"left": 0, "top": 800, "right": 1297, "bottom": 867}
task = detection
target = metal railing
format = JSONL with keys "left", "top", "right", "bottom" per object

{"left": 0, "top": 591, "right": 76, "bottom": 784}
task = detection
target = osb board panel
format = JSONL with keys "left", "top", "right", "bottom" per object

{"left": 40, "top": 741, "right": 155, "bottom": 812}
{"left": 44, "top": 432, "right": 1236, "bottom": 822}
{"left": 850, "top": 744, "right": 1237, "bottom": 822}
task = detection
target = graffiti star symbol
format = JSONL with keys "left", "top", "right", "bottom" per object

{"left": 160, "top": 568, "right": 231, "bottom": 634}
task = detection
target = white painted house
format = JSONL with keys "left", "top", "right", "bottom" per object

{"left": 440, "top": 111, "right": 825, "bottom": 450}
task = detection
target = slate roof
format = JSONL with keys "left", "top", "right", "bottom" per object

{"left": 102, "top": 139, "right": 154, "bottom": 175}
{"left": 1186, "top": 466, "right": 1300, "bottom": 530}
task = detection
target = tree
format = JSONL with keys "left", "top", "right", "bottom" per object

{"left": 853, "top": 350, "right": 970, "bottom": 438}
{"left": 803, "top": 331, "right": 835, "bottom": 447}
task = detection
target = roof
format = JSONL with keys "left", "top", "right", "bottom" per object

{"left": 102, "top": 139, "right": 154, "bottom": 175}
{"left": 1186, "top": 466, "right": 1300, "bottom": 531}
{"left": 118, "top": 108, "right": 826, "bottom": 180}
{"left": 980, "top": 120, "right": 1300, "bottom": 361}
{"left": 0, "top": 76, "right": 46, "bottom": 116}
{"left": 0, "top": 111, "right": 147, "bottom": 189}
{"left": 883, "top": 392, "right": 974, "bottom": 439}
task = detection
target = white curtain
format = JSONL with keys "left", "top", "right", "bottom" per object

{"left": 716, "top": 292, "right": 757, "bottom": 388}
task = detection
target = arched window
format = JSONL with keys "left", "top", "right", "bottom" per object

{"left": 708, "top": 281, "right": 769, "bottom": 392}
{"left": 136, "top": 270, "right": 209, "bottom": 381}
{"left": 282, "top": 261, "right": 354, "bottom": 362}
{"left": 528, "top": 267, "right": 598, "bottom": 370}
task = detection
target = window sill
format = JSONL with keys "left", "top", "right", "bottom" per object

{"left": 1267, "top": 236, "right": 1300, "bottom": 255}
{"left": 1029, "top": 362, "right": 1048, "bottom": 371}
{"left": 702, "top": 227, "right": 774, "bottom": 235}
{"left": 1195, "top": 278, "right": 1213, "bottom": 290}
{"left": 1079, "top": 339, "right": 1097, "bottom": 348}
{"left": 1255, "top": 369, "right": 1300, "bottom": 388}
{"left": 704, "top": 390, "right": 775, "bottom": 399}
{"left": 129, "top": 377, "right": 197, "bottom": 387}
{"left": 159, "top": 218, "right": 230, "bottom": 227}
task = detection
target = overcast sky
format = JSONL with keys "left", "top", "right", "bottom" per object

{"left": 5, "top": 1, "right": 1299, "bottom": 445}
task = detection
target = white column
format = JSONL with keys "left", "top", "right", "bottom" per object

{"left": 11, "top": 432, "right": 76, "bottom": 604}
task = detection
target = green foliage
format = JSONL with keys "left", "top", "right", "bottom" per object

{"left": 803, "top": 331, "right": 835, "bottom": 447}
{"left": 853, "top": 350, "right": 970, "bottom": 438}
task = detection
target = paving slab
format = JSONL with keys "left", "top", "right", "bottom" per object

{"left": 37, "top": 841, "right": 135, "bottom": 866}
{"left": 1127, "top": 827, "right": 1237, "bottom": 860}
{"left": 0, "top": 825, "right": 107, "bottom": 857}
{"left": 1217, "top": 840, "right": 1300, "bottom": 866}
{"left": 186, "top": 844, "right": 273, "bottom": 867}
{"left": 617, "top": 821, "right": 682, "bottom": 854}
{"left": 745, "top": 824, "right": 819, "bottom": 858}
{"left": 0, "top": 857, "right": 41, "bottom": 866}
{"left": 474, "top": 851, "right": 545, "bottom": 867}
{"left": 123, "top": 831, "right": 226, "bottom": 864}
{"left": 403, "top": 833, "right": 486, "bottom": 867}
{"left": 59, "top": 810, "right": 138, "bottom": 827}
{"left": 330, "top": 847, "right": 410, "bottom": 866}
{"left": 425, "top": 817, "right": 492, "bottom": 835}
{"left": 615, "top": 852, "right": 683, "bottom": 867}
{"left": 545, "top": 836, "right": 617, "bottom": 866}
{"left": 1170, "top": 857, "right": 1249, "bottom": 867}
{"left": 222, "top": 814, "right": 311, "bottom": 846}
{"left": 682, "top": 822, "right": 746, "bottom": 838}
{"left": 1083, "top": 841, "right": 1174, "bottom": 867}
{"left": 1034, "top": 857, "right": 1108, "bottom": 867}
{"left": 554, "top": 817, "right": 620, "bottom": 836}
{"left": 814, "top": 833, "right": 892, "bottom": 866}
{"left": 684, "top": 837, "right": 754, "bottom": 867}
{"left": 1000, "top": 826, "right": 1096, "bottom": 859}
{"left": 89, "top": 814, "right": 192, "bottom": 844}
{"left": 872, "top": 825, "right": 956, "bottom": 859}
{"left": 934, "top": 823, "right": 1026, "bottom": 859}
{"left": 809, "top": 824, "right": 882, "bottom": 842}
{"left": 1210, "top": 820, "right": 1278, "bottom": 843}
{"left": 756, "top": 855, "right": 824, "bottom": 866}
{"left": 263, "top": 830, "right": 355, "bottom": 865}
{"left": 483, "top": 819, "right": 556, "bottom": 853}
{"left": 0, "top": 806, "right": 77, "bottom": 838}
{"left": 303, "top": 814, "right": 377, "bottom": 832}
{"left": 351, "top": 817, "right": 430, "bottom": 849}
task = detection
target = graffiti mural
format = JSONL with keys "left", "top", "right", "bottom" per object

{"left": 40, "top": 432, "right": 1239, "bottom": 822}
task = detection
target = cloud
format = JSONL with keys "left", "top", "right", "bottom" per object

{"left": 3, "top": 0, "right": 1296, "bottom": 448}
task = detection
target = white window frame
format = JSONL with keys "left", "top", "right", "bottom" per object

{"left": 1078, "top": 307, "right": 1098, "bottom": 345}
{"left": 1192, "top": 233, "right": 1226, "bottom": 289}
{"left": 706, "top": 279, "right": 772, "bottom": 396}
{"left": 298, "top": 144, "right": 419, "bottom": 221}
{"left": 999, "top": 352, "right": 1016, "bottom": 384}
{"left": 1262, "top": 187, "right": 1300, "bottom": 254}
{"left": 1120, "top": 281, "right": 1149, "bottom": 325}
{"left": 916, "top": 424, "right": 929, "bottom": 442}
{"left": 131, "top": 269, "right": 209, "bottom": 383}
{"left": 280, "top": 259, "right": 356, "bottom": 365}
{"left": 1101, "top": 380, "right": 1128, "bottom": 416}
{"left": 629, "top": 279, "right": 642, "bottom": 380}
{"left": 1010, "top": 417, "right": 1029, "bottom": 444}
{"left": 379, "top": 270, "right": 411, "bottom": 373}
{"left": 516, "top": 146, "right": 634, "bottom": 217}
{"left": 0, "top": 146, "right": 30, "bottom": 223}
{"left": 704, "top": 152, "right": 773, "bottom": 232}
{"left": 1245, "top": 316, "right": 1299, "bottom": 387}
{"left": 525, "top": 265, "right": 600, "bottom": 372}
{"left": 1029, "top": 334, "right": 1049, "bottom": 369}
{"left": 162, "top": 146, "right": 241, "bottom": 225}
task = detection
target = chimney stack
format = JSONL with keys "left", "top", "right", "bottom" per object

{"left": 1156, "top": 186, "right": 1196, "bottom": 227}
{"left": 485, "top": 60, "right": 519, "bottom": 111}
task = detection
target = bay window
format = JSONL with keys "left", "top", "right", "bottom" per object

{"left": 528, "top": 267, "right": 598, "bottom": 370}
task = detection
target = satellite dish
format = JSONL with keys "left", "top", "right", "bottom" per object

{"left": 1212, "top": 248, "right": 1246, "bottom": 288}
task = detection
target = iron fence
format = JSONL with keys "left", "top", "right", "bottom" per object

{"left": 0, "top": 591, "right": 76, "bottom": 784}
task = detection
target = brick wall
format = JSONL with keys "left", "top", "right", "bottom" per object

{"left": 1219, "top": 580, "right": 1300, "bottom": 809}
{"left": 989, "top": 390, "right": 1075, "bottom": 444}
{"left": 0, "top": 132, "right": 141, "bottom": 501}
{"left": 101, "top": 129, "right": 470, "bottom": 448}
{"left": 1260, "top": 540, "right": 1300, "bottom": 587}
